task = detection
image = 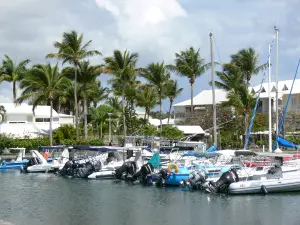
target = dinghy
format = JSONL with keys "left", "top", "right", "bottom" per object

{"left": 20, "top": 150, "right": 53, "bottom": 173}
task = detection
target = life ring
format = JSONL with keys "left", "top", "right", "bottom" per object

{"left": 168, "top": 164, "right": 179, "bottom": 173}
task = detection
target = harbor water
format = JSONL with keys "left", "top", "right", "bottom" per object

{"left": 1, "top": 171, "right": 300, "bottom": 225}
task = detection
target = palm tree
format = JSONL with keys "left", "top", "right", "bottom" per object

{"left": 165, "top": 80, "right": 183, "bottom": 124}
{"left": 139, "top": 62, "right": 170, "bottom": 132}
{"left": 16, "top": 64, "right": 69, "bottom": 146}
{"left": 168, "top": 47, "right": 211, "bottom": 116}
{"left": 136, "top": 85, "right": 158, "bottom": 119}
{"left": 230, "top": 48, "right": 266, "bottom": 86}
{"left": 63, "top": 61, "right": 102, "bottom": 139}
{"left": 0, "top": 55, "right": 30, "bottom": 102}
{"left": 215, "top": 63, "right": 244, "bottom": 91}
{"left": 104, "top": 50, "right": 138, "bottom": 138}
{"left": 46, "top": 30, "right": 101, "bottom": 139}
{"left": 222, "top": 84, "right": 255, "bottom": 138}
{"left": 90, "top": 105, "right": 114, "bottom": 139}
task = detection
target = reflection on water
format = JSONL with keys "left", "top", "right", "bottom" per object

{"left": 1, "top": 171, "right": 300, "bottom": 225}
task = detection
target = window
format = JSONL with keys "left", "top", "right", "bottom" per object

{"left": 35, "top": 118, "right": 43, "bottom": 122}
{"left": 8, "top": 121, "right": 25, "bottom": 124}
{"left": 261, "top": 87, "right": 266, "bottom": 93}
{"left": 53, "top": 118, "right": 59, "bottom": 122}
{"left": 282, "top": 84, "right": 289, "bottom": 91}
{"left": 271, "top": 86, "right": 277, "bottom": 92}
{"left": 44, "top": 118, "right": 50, "bottom": 122}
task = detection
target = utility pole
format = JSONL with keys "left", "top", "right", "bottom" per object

{"left": 210, "top": 32, "right": 217, "bottom": 146}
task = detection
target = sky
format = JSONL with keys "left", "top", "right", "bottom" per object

{"left": 0, "top": 0, "right": 300, "bottom": 111}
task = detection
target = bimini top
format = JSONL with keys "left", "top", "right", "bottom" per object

{"left": 72, "top": 145, "right": 123, "bottom": 152}
{"left": 234, "top": 150, "right": 258, "bottom": 156}
{"left": 257, "top": 152, "right": 293, "bottom": 158}
{"left": 39, "top": 146, "right": 65, "bottom": 150}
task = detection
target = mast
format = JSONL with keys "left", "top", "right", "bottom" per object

{"left": 275, "top": 26, "right": 279, "bottom": 149}
{"left": 210, "top": 32, "right": 217, "bottom": 146}
{"left": 268, "top": 44, "right": 272, "bottom": 152}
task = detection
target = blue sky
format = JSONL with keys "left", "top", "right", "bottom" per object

{"left": 0, "top": 0, "right": 299, "bottom": 111}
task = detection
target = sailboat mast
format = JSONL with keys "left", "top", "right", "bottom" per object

{"left": 268, "top": 44, "right": 272, "bottom": 152}
{"left": 275, "top": 26, "right": 279, "bottom": 149}
{"left": 210, "top": 32, "right": 217, "bottom": 146}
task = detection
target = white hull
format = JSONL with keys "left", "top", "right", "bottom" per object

{"left": 229, "top": 171, "right": 300, "bottom": 194}
{"left": 26, "top": 164, "right": 53, "bottom": 173}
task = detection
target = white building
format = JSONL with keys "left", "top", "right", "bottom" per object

{"left": 173, "top": 79, "right": 300, "bottom": 123}
{"left": 0, "top": 103, "right": 74, "bottom": 138}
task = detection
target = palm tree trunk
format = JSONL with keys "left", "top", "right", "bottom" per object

{"left": 84, "top": 95, "right": 88, "bottom": 140}
{"left": 100, "top": 123, "right": 103, "bottom": 139}
{"left": 74, "top": 64, "right": 79, "bottom": 140}
{"left": 13, "top": 81, "right": 16, "bottom": 103}
{"left": 190, "top": 81, "right": 194, "bottom": 117}
{"left": 96, "top": 121, "right": 100, "bottom": 138}
{"left": 50, "top": 100, "right": 53, "bottom": 146}
{"left": 244, "top": 112, "right": 249, "bottom": 145}
{"left": 122, "top": 81, "right": 126, "bottom": 139}
{"left": 167, "top": 100, "right": 173, "bottom": 125}
{"left": 144, "top": 110, "right": 147, "bottom": 120}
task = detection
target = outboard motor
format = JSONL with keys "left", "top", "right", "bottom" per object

{"left": 114, "top": 161, "right": 137, "bottom": 180}
{"left": 180, "top": 170, "right": 208, "bottom": 190}
{"left": 76, "top": 162, "right": 95, "bottom": 178}
{"left": 130, "top": 163, "right": 154, "bottom": 183}
{"left": 206, "top": 169, "right": 239, "bottom": 193}
{"left": 20, "top": 157, "right": 39, "bottom": 173}
{"left": 59, "top": 160, "right": 75, "bottom": 176}
{"left": 155, "top": 168, "right": 168, "bottom": 186}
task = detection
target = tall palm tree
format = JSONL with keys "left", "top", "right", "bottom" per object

{"left": 222, "top": 84, "right": 255, "bottom": 138}
{"left": 16, "top": 64, "right": 69, "bottom": 146}
{"left": 165, "top": 80, "right": 183, "bottom": 124}
{"left": 139, "top": 62, "right": 170, "bottom": 132}
{"left": 90, "top": 105, "right": 114, "bottom": 139}
{"left": 136, "top": 85, "right": 158, "bottom": 119}
{"left": 46, "top": 30, "right": 101, "bottom": 139}
{"left": 63, "top": 61, "right": 102, "bottom": 139}
{"left": 230, "top": 48, "right": 266, "bottom": 86}
{"left": 104, "top": 50, "right": 138, "bottom": 138}
{"left": 168, "top": 47, "right": 211, "bottom": 116}
{"left": 215, "top": 63, "right": 244, "bottom": 91}
{"left": 0, "top": 55, "right": 30, "bottom": 102}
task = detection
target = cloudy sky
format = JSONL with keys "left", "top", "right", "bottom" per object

{"left": 0, "top": 0, "right": 299, "bottom": 111}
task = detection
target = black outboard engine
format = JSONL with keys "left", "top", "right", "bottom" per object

{"left": 155, "top": 168, "right": 168, "bottom": 186}
{"left": 114, "top": 161, "right": 137, "bottom": 180}
{"left": 59, "top": 160, "right": 75, "bottom": 176}
{"left": 130, "top": 163, "right": 154, "bottom": 183}
{"left": 180, "top": 170, "right": 208, "bottom": 190}
{"left": 206, "top": 169, "right": 239, "bottom": 193}
{"left": 20, "top": 157, "right": 39, "bottom": 173}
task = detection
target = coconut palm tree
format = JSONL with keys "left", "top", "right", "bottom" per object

{"left": 104, "top": 49, "right": 138, "bottom": 138}
{"left": 230, "top": 48, "right": 266, "bottom": 86}
{"left": 165, "top": 80, "right": 183, "bottom": 124}
{"left": 168, "top": 47, "right": 211, "bottom": 116}
{"left": 139, "top": 62, "right": 170, "bottom": 132}
{"left": 222, "top": 84, "right": 255, "bottom": 138}
{"left": 16, "top": 64, "right": 69, "bottom": 146}
{"left": 90, "top": 105, "right": 114, "bottom": 139}
{"left": 46, "top": 30, "right": 101, "bottom": 139}
{"left": 215, "top": 63, "right": 244, "bottom": 91}
{"left": 136, "top": 85, "right": 158, "bottom": 119}
{"left": 0, "top": 55, "right": 30, "bottom": 102}
{"left": 63, "top": 61, "right": 102, "bottom": 139}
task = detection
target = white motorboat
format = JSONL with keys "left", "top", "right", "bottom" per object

{"left": 50, "top": 147, "right": 70, "bottom": 171}
{"left": 20, "top": 150, "right": 53, "bottom": 173}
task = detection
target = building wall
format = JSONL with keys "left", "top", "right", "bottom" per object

{"left": 59, "top": 117, "right": 74, "bottom": 125}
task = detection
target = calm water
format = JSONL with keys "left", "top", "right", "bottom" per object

{"left": 1, "top": 171, "right": 300, "bottom": 225}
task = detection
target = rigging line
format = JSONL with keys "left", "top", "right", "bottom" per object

{"left": 243, "top": 34, "right": 276, "bottom": 150}
{"left": 213, "top": 35, "right": 222, "bottom": 65}
{"left": 273, "top": 59, "right": 300, "bottom": 152}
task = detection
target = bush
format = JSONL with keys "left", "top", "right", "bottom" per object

{"left": 53, "top": 124, "right": 76, "bottom": 144}
{"left": 0, "top": 135, "right": 104, "bottom": 154}
{"left": 160, "top": 126, "right": 184, "bottom": 140}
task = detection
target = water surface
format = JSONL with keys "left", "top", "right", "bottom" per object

{"left": 0, "top": 171, "right": 300, "bottom": 225}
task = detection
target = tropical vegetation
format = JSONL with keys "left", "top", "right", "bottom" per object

{"left": 0, "top": 30, "right": 280, "bottom": 148}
